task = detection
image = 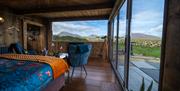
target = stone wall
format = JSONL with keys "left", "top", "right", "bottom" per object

{"left": 162, "top": 0, "right": 180, "bottom": 91}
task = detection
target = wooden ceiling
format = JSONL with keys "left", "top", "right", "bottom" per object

{"left": 0, "top": 0, "right": 116, "bottom": 21}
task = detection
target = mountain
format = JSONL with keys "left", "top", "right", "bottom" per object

{"left": 54, "top": 36, "right": 88, "bottom": 42}
{"left": 131, "top": 33, "right": 160, "bottom": 40}
{"left": 57, "top": 32, "right": 81, "bottom": 37}
{"left": 88, "top": 34, "right": 100, "bottom": 38}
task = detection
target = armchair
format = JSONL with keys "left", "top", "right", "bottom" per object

{"left": 68, "top": 43, "right": 92, "bottom": 78}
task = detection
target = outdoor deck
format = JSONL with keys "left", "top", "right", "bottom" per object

{"left": 118, "top": 55, "right": 160, "bottom": 91}
{"left": 61, "top": 58, "right": 121, "bottom": 91}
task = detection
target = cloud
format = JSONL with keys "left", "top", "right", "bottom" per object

{"left": 52, "top": 21, "right": 107, "bottom": 36}
{"left": 148, "top": 24, "right": 163, "bottom": 37}
{"left": 112, "top": 0, "right": 164, "bottom": 38}
{"left": 130, "top": 10, "right": 164, "bottom": 37}
{"left": 132, "top": 10, "right": 163, "bottom": 24}
{"left": 150, "top": 24, "right": 163, "bottom": 32}
{"left": 118, "top": 20, "right": 126, "bottom": 36}
{"left": 116, "top": 10, "right": 164, "bottom": 37}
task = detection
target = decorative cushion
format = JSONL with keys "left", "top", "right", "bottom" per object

{"left": 77, "top": 44, "right": 89, "bottom": 53}
{"left": 9, "top": 43, "right": 25, "bottom": 54}
{"left": 69, "top": 45, "right": 77, "bottom": 54}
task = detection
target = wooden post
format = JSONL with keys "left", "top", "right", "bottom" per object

{"left": 162, "top": 0, "right": 180, "bottom": 91}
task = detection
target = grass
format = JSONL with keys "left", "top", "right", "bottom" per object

{"left": 115, "top": 42, "right": 161, "bottom": 58}
{"left": 132, "top": 45, "right": 161, "bottom": 58}
{"left": 53, "top": 36, "right": 88, "bottom": 42}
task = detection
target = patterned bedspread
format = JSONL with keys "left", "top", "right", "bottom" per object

{"left": 0, "top": 58, "right": 53, "bottom": 91}
{"left": 0, "top": 54, "right": 69, "bottom": 79}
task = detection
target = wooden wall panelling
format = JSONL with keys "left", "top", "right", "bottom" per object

{"left": 0, "top": 9, "right": 21, "bottom": 47}
{"left": 23, "top": 19, "right": 45, "bottom": 52}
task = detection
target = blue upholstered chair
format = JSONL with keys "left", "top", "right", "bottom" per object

{"left": 68, "top": 43, "right": 92, "bottom": 78}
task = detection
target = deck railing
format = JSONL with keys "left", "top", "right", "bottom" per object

{"left": 48, "top": 41, "right": 108, "bottom": 59}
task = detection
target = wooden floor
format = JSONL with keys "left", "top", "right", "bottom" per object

{"left": 61, "top": 58, "right": 121, "bottom": 91}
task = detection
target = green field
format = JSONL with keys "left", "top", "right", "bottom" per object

{"left": 53, "top": 36, "right": 88, "bottom": 42}
{"left": 117, "top": 39, "right": 161, "bottom": 58}
{"left": 132, "top": 45, "right": 161, "bottom": 58}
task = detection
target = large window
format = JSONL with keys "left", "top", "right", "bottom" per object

{"left": 129, "top": 0, "right": 164, "bottom": 90}
{"left": 109, "top": 0, "right": 165, "bottom": 91}
{"left": 112, "top": 16, "right": 118, "bottom": 63}
{"left": 52, "top": 20, "right": 108, "bottom": 42}
{"left": 118, "top": 0, "right": 127, "bottom": 82}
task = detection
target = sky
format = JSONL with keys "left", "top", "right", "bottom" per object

{"left": 52, "top": 20, "right": 108, "bottom": 36}
{"left": 118, "top": 0, "right": 165, "bottom": 37}
{"left": 52, "top": 0, "right": 164, "bottom": 37}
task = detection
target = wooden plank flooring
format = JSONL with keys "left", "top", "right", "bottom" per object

{"left": 61, "top": 58, "right": 121, "bottom": 91}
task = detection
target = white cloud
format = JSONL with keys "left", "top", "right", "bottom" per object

{"left": 133, "top": 11, "right": 162, "bottom": 21}
{"left": 52, "top": 22, "right": 104, "bottom": 36}
{"left": 148, "top": 24, "right": 163, "bottom": 37}
{"left": 117, "top": 10, "right": 164, "bottom": 37}
{"left": 130, "top": 10, "right": 164, "bottom": 37}
{"left": 150, "top": 24, "right": 163, "bottom": 32}
{"left": 119, "top": 20, "right": 126, "bottom": 37}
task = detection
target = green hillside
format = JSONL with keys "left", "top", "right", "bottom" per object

{"left": 53, "top": 35, "right": 88, "bottom": 42}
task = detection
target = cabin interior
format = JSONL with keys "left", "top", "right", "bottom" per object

{"left": 0, "top": 0, "right": 180, "bottom": 91}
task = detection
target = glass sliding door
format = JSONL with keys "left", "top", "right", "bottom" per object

{"left": 128, "top": 0, "right": 164, "bottom": 91}
{"left": 118, "top": 0, "right": 127, "bottom": 83}
{"left": 109, "top": 0, "right": 165, "bottom": 90}
{"left": 112, "top": 16, "right": 118, "bottom": 65}
{"left": 108, "top": 21, "right": 114, "bottom": 62}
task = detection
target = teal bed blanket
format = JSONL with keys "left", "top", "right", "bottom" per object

{"left": 0, "top": 58, "right": 53, "bottom": 91}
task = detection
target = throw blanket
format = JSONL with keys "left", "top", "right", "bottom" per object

{"left": 0, "top": 54, "right": 69, "bottom": 79}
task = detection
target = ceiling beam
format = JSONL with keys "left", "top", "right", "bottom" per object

{"left": 109, "top": 0, "right": 124, "bottom": 21}
{"left": 48, "top": 15, "right": 109, "bottom": 21}
{"left": 15, "top": 3, "right": 114, "bottom": 15}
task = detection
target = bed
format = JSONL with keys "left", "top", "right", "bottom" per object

{"left": 0, "top": 54, "right": 69, "bottom": 91}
